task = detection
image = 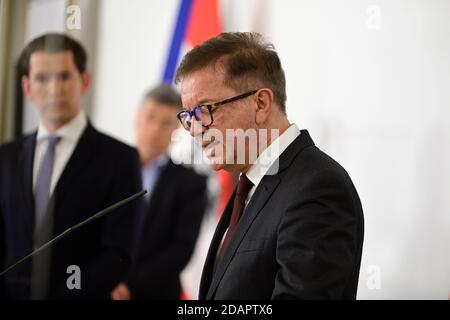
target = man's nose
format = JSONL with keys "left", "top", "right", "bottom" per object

{"left": 189, "top": 119, "right": 205, "bottom": 137}
{"left": 48, "top": 77, "right": 63, "bottom": 95}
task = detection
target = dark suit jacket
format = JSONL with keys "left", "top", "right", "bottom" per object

{"left": 199, "top": 130, "right": 364, "bottom": 300}
{"left": 0, "top": 122, "right": 142, "bottom": 299}
{"left": 126, "top": 160, "right": 207, "bottom": 299}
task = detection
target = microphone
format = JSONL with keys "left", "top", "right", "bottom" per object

{"left": 0, "top": 189, "right": 147, "bottom": 277}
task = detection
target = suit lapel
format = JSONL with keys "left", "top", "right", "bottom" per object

{"left": 19, "top": 133, "right": 37, "bottom": 233}
{"left": 53, "top": 123, "right": 94, "bottom": 206}
{"left": 143, "top": 160, "right": 173, "bottom": 226}
{"left": 199, "top": 189, "right": 235, "bottom": 300}
{"left": 205, "top": 174, "right": 281, "bottom": 299}
{"left": 148, "top": 160, "right": 174, "bottom": 206}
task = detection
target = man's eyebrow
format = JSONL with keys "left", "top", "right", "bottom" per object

{"left": 197, "top": 98, "right": 216, "bottom": 106}
{"left": 183, "top": 98, "right": 214, "bottom": 111}
{"left": 33, "top": 69, "right": 72, "bottom": 75}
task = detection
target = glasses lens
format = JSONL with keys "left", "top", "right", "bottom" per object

{"left": 178, "top": 106, "right": 212, "bottom": 130}
{"left": 178, "top": 112, "right": 192, "bottom": 130}
{"left": 195, "top": 106, "right": 212, "bottom": 126}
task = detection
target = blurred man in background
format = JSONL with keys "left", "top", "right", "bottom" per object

{"left": 0, "top": 33, "right": 142, "bottom": 299}
{"left": 111, "top": 85, "right": 207, "bottom": 300}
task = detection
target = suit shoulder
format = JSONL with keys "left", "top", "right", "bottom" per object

{"left": 91, "top": 128, "right": 138, "bottom": 157}
{"left": 283, "top": 144, "right": 363, "bottom": 214}
{"left": 0, "top": 134, "right": 34, "bottom": 162}
{"left": 285, "top": 145, "right": 357, "bottom": 193}
{"left": 169, "top": 162, "right": 207, "bottom": 184}
{"left": 294, "top": 145, "right": 350, "bottom": 177}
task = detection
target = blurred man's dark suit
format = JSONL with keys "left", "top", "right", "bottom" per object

{"left": 199, "top": 130, "right": 364, "bottom": 299}
{"left": 0, "top": 122, "right": 142, "bottom": 299}
{"left": 126, "top": 159, "right": 207, "bottom": 299}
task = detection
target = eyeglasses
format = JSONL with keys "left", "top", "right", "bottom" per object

{"left": 177, "top": 90, "right": 258, "bottom": 131}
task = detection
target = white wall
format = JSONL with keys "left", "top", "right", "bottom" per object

{"left": 23, "top": 0, "right": 66, "bottom": 134}
{"left": 271, "top": 0, "right": 450, "bottom": 299}
{"left": 91, "top": 0, "right": 450, "bottom": 299}
{"left": 92, "top": 0, "right": 180, "bottom": 145}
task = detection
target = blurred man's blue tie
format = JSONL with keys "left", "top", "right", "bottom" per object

{"left": 34, "top": 136, "right": 61, "bottom": 228}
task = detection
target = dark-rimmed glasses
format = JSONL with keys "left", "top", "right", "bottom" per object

{"left": 177, "top": 90, "right": 257, "bottom": 131}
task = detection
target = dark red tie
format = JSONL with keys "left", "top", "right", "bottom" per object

{"left": 215, "top": 174, "right": 254, "bottom": 270}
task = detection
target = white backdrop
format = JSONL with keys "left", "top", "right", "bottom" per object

{"left": 20, "top": 0, "right": 450, "bottom": 299}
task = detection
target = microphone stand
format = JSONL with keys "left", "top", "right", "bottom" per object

{"left": 0, "top": 189, "right": 147, "bottom": 277}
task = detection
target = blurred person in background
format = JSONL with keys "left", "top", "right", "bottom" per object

{"left": 0, "top": 33, "right": 142, "bottom": 299}
{"left": 111, "top": 85, "right": 207, "bottom": 300}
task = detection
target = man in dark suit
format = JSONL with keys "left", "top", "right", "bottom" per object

{"left": 175, "top": 32, "right": 364, "bottom": 299}
{"left": 0, "top": 33, "right": 142, "bottom": 299}
{"left": 111, "top": 85, "right": 207, "bottom": 300}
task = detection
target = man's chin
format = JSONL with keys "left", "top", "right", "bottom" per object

{"left": 209, "top": 163, "right": 224, "bottom": 171}
{"left": 208, "top": 160, "right": 237, "bottom": 172}
{"left": 206, "top": 156, "right": 225, "bottom": 171}
{"left": 205, "top": 152, "right": 238, "bottom": 172}
{"left": 45, "top": 112, "right": 73, "bottom": 124}
{"left": 42, "top": 115, "right": 72, "bottom": 130}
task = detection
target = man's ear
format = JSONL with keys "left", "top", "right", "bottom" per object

{"left": 254, "top": 88, "right": 274, "bottom": 125}
{"left": 80, "top": 71, "right": 91, "bottom": 94}
{"left": 21, "top": 75, "right": 32, "bottom": 101}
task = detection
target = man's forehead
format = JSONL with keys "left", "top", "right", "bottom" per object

{"left": 180, "top": 66, "right": 229, "bottom": 105}
{"left": 141, "top": 98, "right": 179, "bottom": 112}
{"left": 29, "top": 51, "right": 76, "bottom": 71}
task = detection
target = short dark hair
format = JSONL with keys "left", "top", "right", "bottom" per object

{"left": 19, "top": 33, "right": 87, "bottom": 76}
{"left": 143, "top": 84, "right": 182, "bottom": 111}
{"left": 175, "top": 32, "right": 287, "bottom": 112}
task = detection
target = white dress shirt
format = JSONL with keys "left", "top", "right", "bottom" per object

{"left": 216, "top": 124, "right": 301, "bottom": 252}
{"left": 245, "top": 123, "right": 301, "bottom": 204}
{"left": 33, "top": 111, "right": 87, "bottom": 195}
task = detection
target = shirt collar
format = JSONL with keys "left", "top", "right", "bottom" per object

{"left": 246, "top": 123, "right": 301, "bottom": 187}
{"left": 142, "top": 153, "right": 170, "bottom": 173}
{"left": 36, "top": 111, "right": 87, "bottom": 142}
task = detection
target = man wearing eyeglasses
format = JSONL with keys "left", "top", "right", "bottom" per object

{"left": 0, "top": 33, "right": 141, "bottom": 299}
{"left": 175, "top": 32, "right": 364, "bottom": 300}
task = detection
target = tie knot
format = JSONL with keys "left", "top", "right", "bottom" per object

{"left": 46, "top": 136, "right": 61, "bottom": 147}
{"left": 236, "top": 174, "right": 253, "bottom": 197}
